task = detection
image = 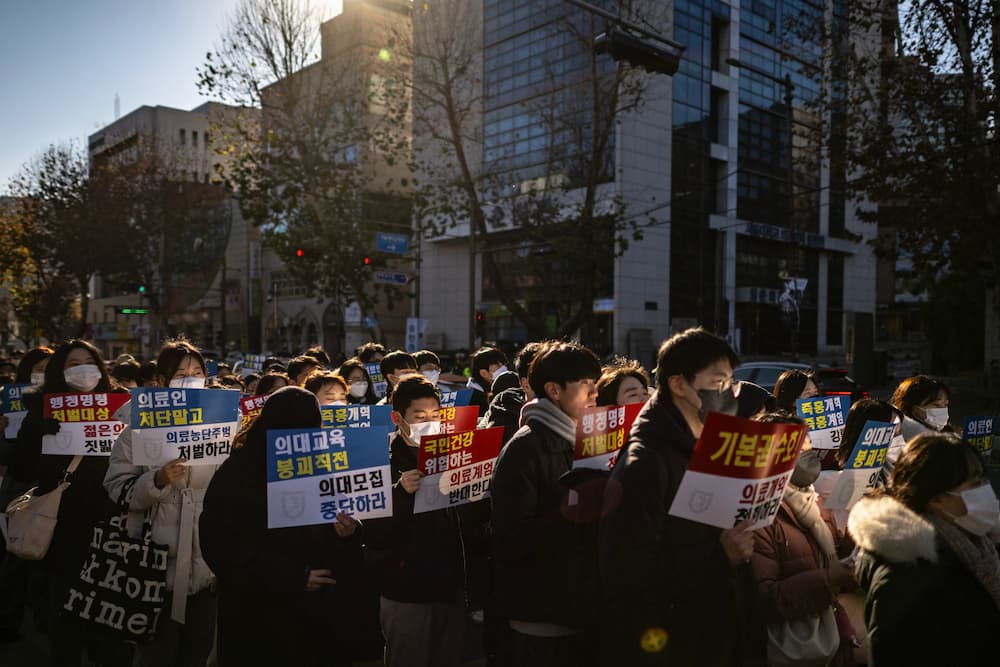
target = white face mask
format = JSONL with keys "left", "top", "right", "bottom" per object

{"left": 948, "top": 483, "right": 1000, "bottom": 536}
{"left": 330, "top": 400, "right": 348, "bottom": 406}
{"left": 491, "top": 365, "right": 508, "bottom": 381}
{"left": 64, "top": 364, "right": 102, "bottom": 392}
{"left": 421, "top": 370, "right": 441, "bottom": 386}
{"left": 349, "top": 381, "right": 368, "bottom": 398}
{"left": 924, "top": 407, "right": 949, "bottom": 430}
{"left": 30, "top": 372, "right": 45, "bottom": 387}
{"left": 169, "top": 376, "right": 206, "bottom": 390}
{"left": 404, "top": 419, "right": 441, "bottom": 447}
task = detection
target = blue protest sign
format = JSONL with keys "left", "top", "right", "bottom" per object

{"left": 320, "top": 404, "right": 393, "bottom": 429}
{"left": 440, "top": 389, "right": 474, "bottom": 408}
{"left": 266, "top": 426, "right": 393, "bottom": 528}
{"left": 365, "top": 363, "right": 388, "bottom": 398}
{"left": 795, "top": 395, "right": 849, "bottom": 452}
{"left": 824, "top": 420, "right": 894, "bottom": 511}
{"left": 2, "top": 384, "right": 30, "bottom": 439}
{"left": 964, "top": 416, "right": 997, "bottom": 454}
{"left": 130, "top": 387, "right": 241, "bottom": 466}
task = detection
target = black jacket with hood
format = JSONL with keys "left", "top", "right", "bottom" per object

{"left": 598, "top": 392, "right": 760, "bottom": 666}
{"left": 848, "top": 495, "right": 1000, "bottom": 667}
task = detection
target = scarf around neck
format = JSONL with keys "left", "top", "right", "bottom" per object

{"left": 521, "top": 398, "right": 577, "bottom": 443}
{"left": 783, "top": 483, "right": 837, "bottom": 565}
{"left": 926, "top": 512, "right": 1000, "bottom": 610}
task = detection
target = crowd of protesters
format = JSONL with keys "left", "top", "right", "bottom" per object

{"left": 0, "top": 328, "right": 997, "bottom": 667}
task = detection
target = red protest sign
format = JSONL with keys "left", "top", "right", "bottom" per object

{"left": 573, "top": 402, "right": 645, "bottom": 471}
{"left": 44, "top": 392, "right": 130, "bottom": 423}
{"left": 417, "top": 426, "right": 504, "bottom": 476}
{"left": 668, "top": 413, "right": 807, "bottom": 530}
{"left": 240, "top": 394, "right": 267, "bottom": 427}
{"left": 437, "top": 405, "right": 478, "bottom": 435}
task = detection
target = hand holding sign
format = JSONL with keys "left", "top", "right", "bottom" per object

{"left": 399, "top": 469, "right": 422, "bottom": 494}
{"left": 154, "top": 457, "right": 188, "bottom": 489}
{"left": 720, "top": 520, "right": 755, "bottom": 566}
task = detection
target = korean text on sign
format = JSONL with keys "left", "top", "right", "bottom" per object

{"left": 365, "top": 363, "right": 388, "bottom": 399}
{"left": 440, "top": 389, "right": 474, "bottom": 408}
{"left": 823, "top": 420, "right": 894, "bottom": 511}
{"left": 795, "top": 395, "right": 849, "bottom": 455}
{"left": 2, "top": 383, "right": 30, "bottom": 439}
{"left": 438, "top": 406, "right": 479, "bottom": 434}
{"left": 964, "top": 416, "right": 997, "bottom": 454}
{"left": 320, "top": 404, "right": 393, "bottom": 429}
{"left": 240, "top": 394, "right": 268, "bottom": 428}
{"left": 41, "top": 392, "right": 130, "bottom": 456}
{"left": 130, "top": 387, "right": 241, "bottom": 467}
{"left": 573, "top": 403, "right": 644, "bottom": 472}
{"left": 414, "top": 427, "right": 504, "bottom": 514}
{"left": 668, "top": 413, "right": 808, "bottom": 530}
{"left": 266, "top": 426, "right": 393, "bottom": 528}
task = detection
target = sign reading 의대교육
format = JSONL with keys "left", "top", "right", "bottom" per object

{"left": 2, "top": 383, "right": 30, "bottom": 439}
{"left": 266, "top": 426, "right": 393, "bottom": 529}
{"left": 130, "top": 388, "right": 241, "bottom": 467}
{"left": 823, "top": 420, "right": 894, "bottom": 511}
{"left": 375, "top": 232, "right": 410, "bottom": 255}
{"left": 795, "top": 395, "right": 849, "bottom": 462}
{"left": 414, "top": 427, "right": 504, "bottom": 514}
{"left": 42, "top": 392, "right": 131, "bottom": 456}
{"left": 668, "top": 413, "right": 807, "bottom": 530}
{"left": 964, "top": 416, "right": 997, "bottom": 454}
{"left": 320, "top": 404, "right": 393, "bottom": 429}
{"left": 573, "top": 403, "right": 644, "bottom": 472}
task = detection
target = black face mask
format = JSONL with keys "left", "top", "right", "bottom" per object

{"left": 696, "top": 384, "right": 740, "bottom": 422}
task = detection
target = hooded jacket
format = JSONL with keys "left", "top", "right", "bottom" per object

{"left": 848, "top": 495, "right": 1000, "bottom": 666}
{"left": 481, "top": 387, "right": 526, "bottom": 445}
{"left": 598, "top": 392, "right": 759, "bottom": 666}
{"left": 103, "top": 401, "right": 217, "bottom": 621}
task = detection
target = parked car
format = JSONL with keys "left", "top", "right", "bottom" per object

{"left": 734, "top": 361, "right": 869, "bottom": 403}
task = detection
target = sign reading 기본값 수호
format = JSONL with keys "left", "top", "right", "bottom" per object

{"left": 130, "top": 387, "right": 241, "bottom": 466}
{"left": 266, "top": 426, "right": 393, "bottom": 529}
{"left": 668, "top": 413, "right": 808, "bottom": 530}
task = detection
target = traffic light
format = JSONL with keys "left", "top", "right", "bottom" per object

{"left": 475, "top": 311, "right": 486, "bottom": 339}
{"left": 594, "top": 27, "right": 682, "bottom": 76}
{"left": 295, "top": 249, "right": 304, "bottom": 258}
{"left": 138, "top": 285, "right": 146, "bottom": 294}
{"left": 363, "top": 256, "right": 372, "bottom": 266}
{"left": 117, "top": 307, "right": 149, "bottom": 315}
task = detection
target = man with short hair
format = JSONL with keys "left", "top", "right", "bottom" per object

{"left": 482, "top": 342, "right": 544, "bottom": 445}
{"left": 468, "top": 347, "right": 508, "bottom": 414}
{"left": 599, "top": 327, "right": 756, "bottom": 666}
{"left": 490, "top": 341, "right": 602, "bottom": 666}
{"left": 356, "top": 342, "right": 386, "bottom": 365}
{"left": 378, "top": 351, "right": 418, "bottom": 404}
{"left": 286, "top": 355, "right": 321, "bottom": 386}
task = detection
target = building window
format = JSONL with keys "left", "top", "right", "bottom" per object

{"left": 179, "top": 129, "right": 186, "bottom": 145}
{"left": 204, "top": 131, "right": 210, "bottom": 149}
{"left": 192, "top": 130, "right": 199, "bottom": 148}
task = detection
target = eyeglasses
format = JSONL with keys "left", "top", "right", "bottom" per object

{"left": 715, "top": 376, "right": 737, "bottom": 394}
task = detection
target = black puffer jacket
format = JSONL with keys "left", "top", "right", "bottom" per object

{"left": 848, "top": 495, "right": 1000, "bottom": 667}
{"left": 9, "top": 390, "right": 122, "bottom": 576}
{"left": 490, "top": 414, "right": 600, "bottom": 630}
{"left": 365, "top": 434, "right": 465, "bottom": 603}
{"left": 598, "top": 393, "right": 760, "bottom": 666}
{"left": 481, "top": 387, "right": 525, "bottom": 445}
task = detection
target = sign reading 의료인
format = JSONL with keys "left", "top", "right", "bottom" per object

{"left": 796, "top": 395, "right": 849, "bottom": 468}
{"left": 668, "top": 413, "right": 808, "bottom": 530}
{"left": 823, "top": 420, "right": 894, "bottom": 511}
{"left": 2, "top": 384, "right": 31, "bottom": 439}
{"left": 320, "top": 404, "right": 393, "bottom": 429}
{"left": 130, "top": 388, "right": 241, "bottom": 466}
{"left": 964, "top": 416, "right": 997, "bottom": 454}
{"left": 266, "top": 426, "right": 392, "bottom": 528}
{"left": 42, "top": 392, "right": 130, "bottom": 457}
{"left": 573, "top": 403, "right": 645, "bottom": 472}
{"left": 413, "top": 427, "right": 504, "bottom": 513}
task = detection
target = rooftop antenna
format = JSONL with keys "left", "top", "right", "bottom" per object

{"left": 114, "top": 93, "right": 120, "bottom": 120}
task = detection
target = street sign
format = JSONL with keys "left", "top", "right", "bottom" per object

{"left": 375, "top": 232, "right": 410, "bottom": 255}
{"left": 374, "top": 270, "right": 409, "bottom": 286}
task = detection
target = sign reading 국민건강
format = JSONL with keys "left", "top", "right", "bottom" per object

{"left": 668, "top": 413, "right": 808, "bottom": 530}
{"left": 266, "top": 426, "right": 393, "bottom": 529}
{"left": 573, "top": 403, "right": 645, "bottom": 472}
{"left": 413, "top": 426, "right": 504, "bottom": 514}
{"left": 42, "top": 392, "right": 130, "bottom": 456}
{"left": 130, "top": 388, "right": 241, "bottom": 467}
{"left": 823, "top": 420, "right": 894, "bottom": 511}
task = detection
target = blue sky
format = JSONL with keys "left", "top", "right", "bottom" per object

{"left": 0, "top": 0, "right": 343, "bottom": 187}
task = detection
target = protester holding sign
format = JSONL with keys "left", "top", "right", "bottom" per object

{"left": 773, "top": 369, "right": 821, "bottom": 413}
{"left": 490, "top": 341, "right": 602, "bottom": 666}
{"left": 848, "top": 433, "right": 1000, "bottom": 665}
{"left": 482, "top": 342, "right": 543, "bottom": 445}
{"left": 364, "top": 375, "right": 466, "bottom": 667}
{"left": 599, "top": 327, "right": 757, "bottom": 667}
{"left": 749, "top": 411, "right": 858, "bottom": 667}
{"left": 255, "top": 370, "right": 291, "bottom": 396}
{"left": 339, "top": 357, "right": 378, "bottom": 405}
{"left": 200, "top": 386, "right": 360, "bottom": 666}
{"left": 377, "top": 350, "right": 418, "bottom": 404}
{"left": 102, "top": 340, "right": 223, "bottom": 666}
{"left": 468, "top": 346, "right": 509, "bottom": 414}
{"left": 303, "top": 370, "right": 349, "bottom": 405}
{"left": 7, "top": 340, "right": 131, "bottom": 666}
